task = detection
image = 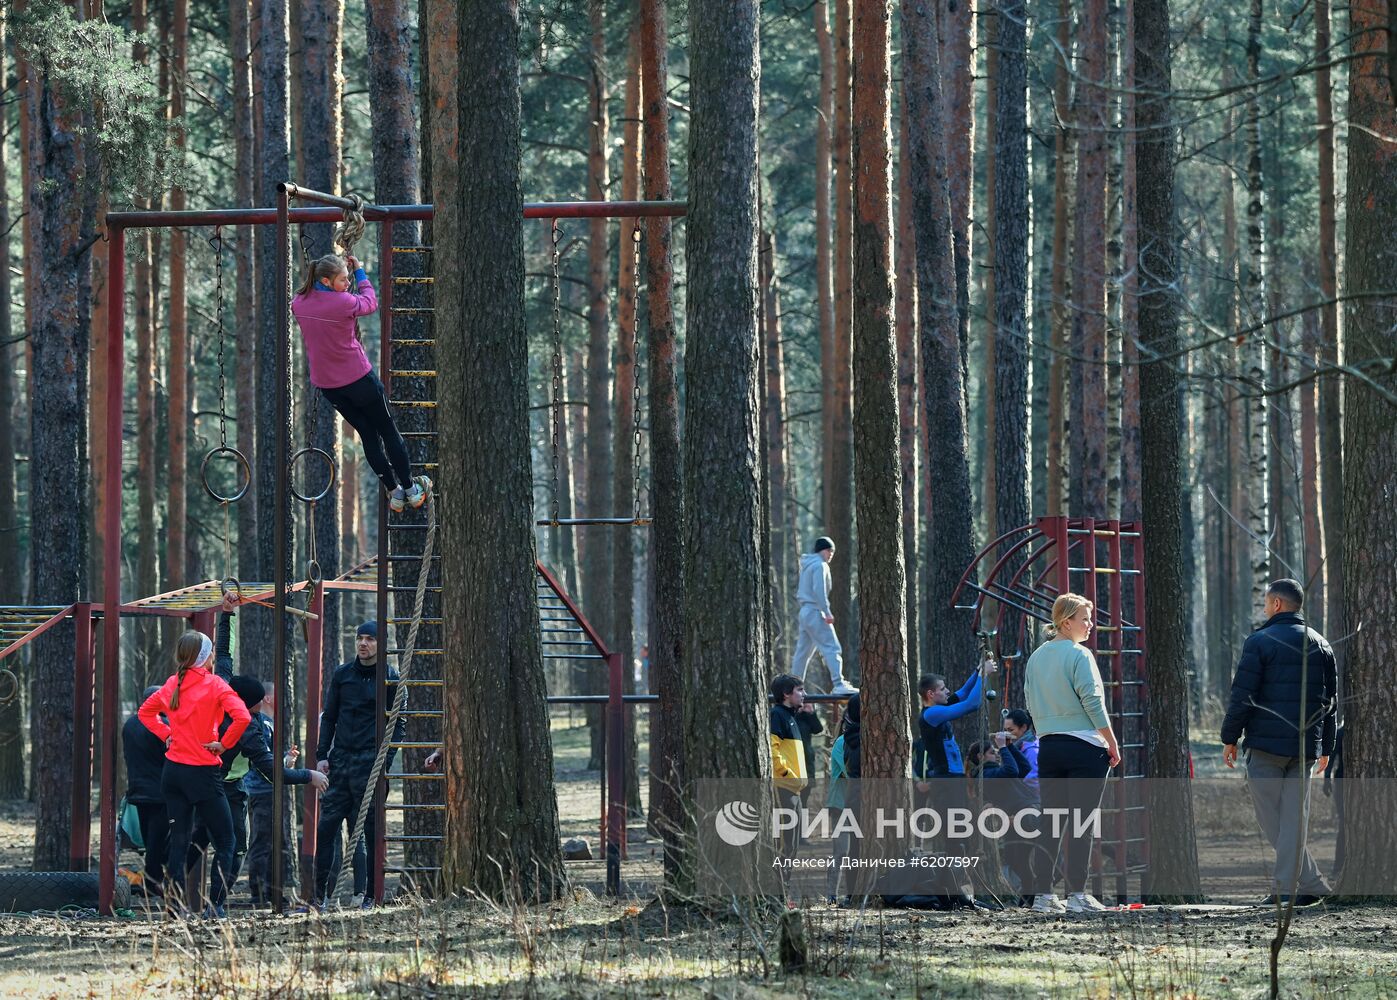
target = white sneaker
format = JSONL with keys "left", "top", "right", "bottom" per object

{"left": 830, "top": 680, "right": 859, "bottom": 697}
{"left": 1065, "top": 892, "right": 1109, "bottom": 913}
{"left": 406, "top": 475, "right": 431, "bottom": 509}
{"left": 1032, "top": 893, "right": 1067, "bottom": 913}
{"left": 389, "top": 488, "right": 407, "bottom": 513}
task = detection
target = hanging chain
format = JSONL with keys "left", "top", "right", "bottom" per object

{"left": 212, "top": 227, "right": 229, "bottom": 450}
{"left": 630, "top": 222, "right": 644, "bottom": 521}
{"left": 298, "top": 224, "right": 313, "bottom": 270}
{"left": 549, "top": 220, "right": 564, "bottom": 524}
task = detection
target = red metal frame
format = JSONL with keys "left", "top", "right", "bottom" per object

{"left": 96, "top": 195, "right": 686, "bottom": 913}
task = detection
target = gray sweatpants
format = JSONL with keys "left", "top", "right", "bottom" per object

{"left": 790, "top": 605, "right": 845, "bottom": 686}
{"left": 1246, "top": 748, "right": 1331, "bottom": 896}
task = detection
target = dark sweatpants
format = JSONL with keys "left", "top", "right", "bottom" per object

{"left": 163, "top": 762, "right": 235, "bottom": 909}
{"left": 190, "top": 779, "right": 249, "bottom": 885}
{"left": 314, "top": 778, "right": 375, "bottom": 900}
{"left": 247, "top": 790, "right": 298, "bottom": 904}
{"left": 1037, "top": 734, "right": 1110, "bottom": 894}
{"left": 320, "top": 373, "right": 412, "bottom": 493}
{"left": 135, "top": 802, "right": 170, "bottom": 886}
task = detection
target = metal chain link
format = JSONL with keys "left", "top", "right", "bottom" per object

{"left": 550, "top": 220, "right": 564, "bottom": 524}
{"left": 630, "top": 222, "right": 644, "bottom": 521}
{"left": 212, "top": 227, "right": 228, "bottom": 449}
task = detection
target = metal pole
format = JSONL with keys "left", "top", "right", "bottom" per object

{"left": 70, "top": 603, "right": 93, "bottom": 872}
{"left": 98, "top": 226, "right": 125, "bottom": 915}
{"left": 271, "top": 188, "right": 290, "bottom": 911}
{"left": 373, "top": 218, "right": 392, "bottom": 903}
{"left": 606, "top": 651, "right": 624, "bottom": 896}
{"left": 304, "top": 580, "right": 324, "bottom": 901}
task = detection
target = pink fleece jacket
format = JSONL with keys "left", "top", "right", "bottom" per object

{"left": 291, "top": 270, "right": 379, "bottom": 389}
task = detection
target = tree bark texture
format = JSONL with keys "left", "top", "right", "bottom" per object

{"left": 853, "top": 0, "right": 913, "bottom": 823}
{"left": 828, "top": 0, "right": 856, "bottom": 678}
{"left": 1119, "top": 0, "right": 1141, "bottom": 523}
{"left": 640, "top": 0, "right": 686, "bottom": 881}
{"left": 367, "top": 0, "right": 420, "bottom": 209}
{"left": 895, "top": 105, "right": 919, "bottom": 678}
{"left": 992, "top": 0, "right": 1029, "bottom": 700}
{"left": 1243, "top": 0, "right": 1270, "bottom": 610}
{"left": 981, "top": 2, "right": 998, "bottom": 536}
{"left": 815, "top": 1, "right": 836, "bottom": 580}
{"left": 937, "top": 0, "right": 974, "bottom": 368}
{"left": 1045, "top": 0, "right": 1071, "bottom": 515}
{"left": 24, "top": 32, "right": 93, "bottom": 868}
{"left": 1135, "top": 0, "right": 1200, "bottom": 899}
{"left": 1069, "top": 0, "right": 1108, "bottom": 517}
{"left": 440, "top": 0, "right": 562, "bottom": 902}
{"left": 253, "top": 0, "right": 291, "bottom": 662}
{"left": 903, "top": 0, "right": 980, "bottom": 679}
{"left": 1315, "top": 0, "right": 1343, "bottom": 657}
{"left": 230, "top": 0, "right": 258, "bottom": 581}
{"left": 583, "top": 0, "right": 613, "bottom": 767}
{"left": 680, "top": 0, "right": 775, "bottom": 887}
{"left": 762, "top": 232, "right": 792, "bottom": 663}
{"left": 167, "top": 0, "right": 189, "bottom": 595}
{"left": 1334, "top": 0, "right": 1397, "bottom": 897}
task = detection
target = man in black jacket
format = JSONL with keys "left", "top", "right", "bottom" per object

{"left": 122, "top": 685, "right": 170, "bottom": 892}
{"left": 1221, "top": 578, "right": 1338, "bottom": 906}
{"left": 314, "top": 621, "right": 405, "bottom": 904}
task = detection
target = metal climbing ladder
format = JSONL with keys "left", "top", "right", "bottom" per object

{"left": 951, "top": 515, "right": 1149, "bottom": 901}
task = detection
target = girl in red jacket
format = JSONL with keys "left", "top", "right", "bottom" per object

{"left": 291, "top": 252, "right": 429, "bottom": 513}
{"left": 139, "top": 631, "right": 251, "bottom": 917}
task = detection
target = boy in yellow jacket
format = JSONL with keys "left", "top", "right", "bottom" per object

{"left": 770, "top": 674, "right": 812, "bottom": 861}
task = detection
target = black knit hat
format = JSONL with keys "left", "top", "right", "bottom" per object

{"left": 813, "top": 536, "right": 835, "bottom": 553}
{"left": 229, "top": 674, "right": 266, "bottom": 709}
{"left": 357, "top": 620, "right": 378, "bottom": 638}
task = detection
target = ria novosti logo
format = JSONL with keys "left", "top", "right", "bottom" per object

{"left": 714, "top": 800, "right": 761, "bottom": 847}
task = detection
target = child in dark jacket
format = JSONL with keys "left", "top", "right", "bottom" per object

{"left": 968, "top": 733, "right": 1044, "bottom": 899}
{"left": 122, "top": 685, "right": 170, "bottom": 892}
{"left": 291, "top": 252, "right": 429, "bottom": 513}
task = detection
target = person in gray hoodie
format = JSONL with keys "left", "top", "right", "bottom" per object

{"left": 790, "top": 537, "right": 858, "bottom": 695}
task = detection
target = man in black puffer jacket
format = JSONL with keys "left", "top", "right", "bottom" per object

{"left": 1220, "top": 578, "right": 1338, "bottom": 905}
{"left": 314, "top": 621, "right": 405, "bottom": 904}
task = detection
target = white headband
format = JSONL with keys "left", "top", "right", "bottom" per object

{"left": 196, "top": 632, "right": 213, "bottom": 668}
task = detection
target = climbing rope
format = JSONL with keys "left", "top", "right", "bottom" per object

{"left": 334, "top": 489, "right": 437, "bottom": 903}
{"left": 335, "top": 194, "right": 366, "bottom": 256}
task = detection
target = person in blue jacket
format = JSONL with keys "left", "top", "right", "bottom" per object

{"left": 912, "top": 653, "right": 998, "bottom": 909}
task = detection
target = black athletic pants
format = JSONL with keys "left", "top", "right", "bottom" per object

{"left": 135, "top": 802, "right": 170, "bottom": 886}
{"left": 314, "top": 779, "right": 374, "bottom": 901}
{"left": 163, "top": 761, "right": 236, "bottom": 909}
{"left": 247, "top": 790, "right": 298, "bottom": 904}
{"left": 320, "top": 373, "right": 412, "bottom": 493}
{"left": 1037, "top": 734, "right": 1110, "bottom": 894}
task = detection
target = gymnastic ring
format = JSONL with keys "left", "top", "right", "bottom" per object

{"left": 221, "top": 577, "right": 243, "bottom": 603}
{"left": 201, "top": 447, "right": 251, "bottom": 503}
{"left": 0, "top": 669, "right": 17, "bottom": 705}
{"left": 290, "top": 447, "right": 337, "bottom": 504}
{"left": 306, "top": 560, "right": 323, "bottom": 587}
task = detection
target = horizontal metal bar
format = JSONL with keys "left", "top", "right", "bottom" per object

{"left": 391, "top": 400, "right": 438, "bottom": 408}
{"left": 536, "top": 517, "right": 653, "bottom": 526}
{"left": 401, "top": 710, "right": 445, "bottom": 717}
{"left": 383, "top": 802, "right": 446, "bottom": 810}
{"left": 387, "top": 554, "right": 440, "bottom": 562}
{"left": 392, "top": 245, "right": 433, "bottom": 252}
{"left": 388, "top": 648, "right": 444, "bottom": 655}
{"left": 1066, "top": 528, "right": 1141, "bottom": 538}
{"left": 389, "top": 307, "right": 435, "bottom": 314}
{"left": 387, "top": 773, "right": 445, "bottom": 780}
{"left": 385, "top": 866, "right": 444, "bottom": 873}
{"left": 543, "top": 653, "right": 605, "bottom": 660}
{"left": 384, "top": 835, "right": 444, "bottom": 842}
{"left": 400, "top": 431, "right": 438, "bottom": 438}
{"left": 390, "top": 617, "right": 443, "bottom": 625}
{"left": 394, "top": 340, "right": 436, "bottom": 348}
{"left": 546, "top": 694, "right": 660, "bottom": 704}
{"left": 387, "top": 585, "right": 442, "bottom": 592}
{"left": 397, "top": 679, "right": 443, "bottom": 686}
{"left": 394, "top": 276, "right": 435, "bottom": 285}
{"left": 1067, "top": 567, "right": 1142, "bottom": 575}
{"left": 390, "top": 370, "right": 438, "bottom": 378}
{"left": 388, "top": 741, "right": 443, "bottom": 749}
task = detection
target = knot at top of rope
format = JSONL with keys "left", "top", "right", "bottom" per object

{"left": 335, "top": 194, "right": 366, "bottom": 256}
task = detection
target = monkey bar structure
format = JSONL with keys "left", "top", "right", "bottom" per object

{"left": 951, "top": 515, "right": 1149, "bottom": 899}
{"left": 94, "top": 195, "right": 687, "bottom": 913}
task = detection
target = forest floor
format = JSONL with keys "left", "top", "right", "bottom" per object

{"left": 0, "top": 725, "right": 1390, "bottom": 998}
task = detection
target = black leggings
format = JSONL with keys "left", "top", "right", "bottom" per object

{"left": 163, "top": 761, "right": 236, "bottom": 909}
{"left": 1037, "top": 735, "right": 1110, "bottom": 894}
{"left": 320, "top": 372, "right": 413, "bottom": 493}
{"left": 135, "top": 802, "right": 170, "bottom": 886}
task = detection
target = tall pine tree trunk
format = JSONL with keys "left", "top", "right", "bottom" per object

{"left": 1333, "top": 0, "right": 1397, "bottom": 896}
{"left": 981, "top": 3, "right": 998, "bottom": 537}
{"left": 583, "top": 0, "right": 614, "bottom": 768}
{"left": 895, "top": 107, "right": 919, "bottom": 679}
{"left": 1136, "top": 0, "right": 1200, "bottom": 900}
{"left": 853, "top": 0, "right": 912, "bottom": 833}
{"left": 827, "top": 0, "right": 855, "bottom": 682}
{"left": 640, "top": 0, "right": 686, "bottom": 880}
{"left": 938, "top": 0, "right": 974, "bottom": 367}
{"left": 1119, "top": 0, "right": 1141, "bottom": 523}
{"left": 230, "top": 0, "right": 258, "bottom": 581}
{"left": 904, "top": 0, "right": 979, "bottom": 680}
{"left": 814, "top": 0, "right": 835, "bottom": 585}
{"left": 678, "top": 0, "right": 774, "bottom": 891}
{"left": 1045, "top": 0, "right": 1072, "bottom": 514}
{"left": 1069, "top": 0, "right": 1108, "bottom": 516}
{"left": 762, "top": 232, "right": 792, "bottom": 664}
{"left": 1315, "top": 0, "right": 1343, "bottom": 658}
{"left": 1243, "top": 0, "right": 1270, "bottom": 610}
{"left": 439, "top": 0, "right": 562, "bottom": 903}
{"left": 24, "top": 23, "right": 93, "bottom": 868}
{"left": 167, "top": 0, "right": 189, "bottom": 598}
{"left": 992, "top": 0, "right": 1030, "bottom": 701}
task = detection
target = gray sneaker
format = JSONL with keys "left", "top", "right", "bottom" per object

{"left": 1065, "top": 891, "right": 1110, "bottom": 913}
{"left": 1032, "top": 893, "right": 1067, "bottom": 914}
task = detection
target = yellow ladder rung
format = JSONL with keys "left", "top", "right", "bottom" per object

{"left": 390, "top": 370, "right": 439, "bottom": 378}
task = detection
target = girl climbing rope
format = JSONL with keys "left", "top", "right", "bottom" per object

{"left": 291, "top": 251, "right": 429, "bottom": 513}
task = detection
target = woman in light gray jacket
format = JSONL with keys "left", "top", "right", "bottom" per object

{"left": 1024, "top": 593, "right": 1121, "bottom": 914}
